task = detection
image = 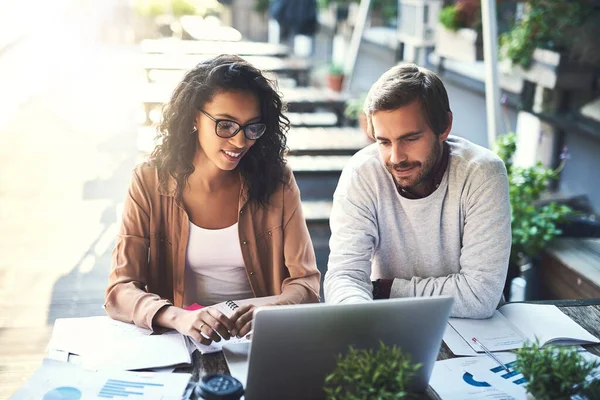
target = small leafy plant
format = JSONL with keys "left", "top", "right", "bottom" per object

{"left": 439, "top": 0, "right": 480, "bottom": 32}
{"left": 494, "top": 133, "right": 573, "bottom": 267}
{"left": 344, "top": 93, "right": 367, "bottom": 120}
{"left": 439, "top": 5, "right": 461, "bottom": 31}
{"left": 135, "top": 0, "right": 197, "bottom": 17}
{"left": 500, "top": 0, "right": 592, "bottom": 68}
{"left": 324, "top": 341, "right": 421, "bottom": 400}
{"left": 515, "top": 340, "right": 600, "bottom": 400}
{"left": 329, "top": 64, "right": 344, "bottom": 77}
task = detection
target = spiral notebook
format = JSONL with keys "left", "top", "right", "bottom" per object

{"left": 187, "top": 296, "right": 278, "bottom": 354}
{"left": 447, "top": 303, "right": 600, "bottom": 353}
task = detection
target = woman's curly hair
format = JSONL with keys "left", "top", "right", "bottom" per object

{"left": 149, "top": 54, "right": 289, "bottom": 206}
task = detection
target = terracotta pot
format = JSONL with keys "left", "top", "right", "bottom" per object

{"left": 327, "top": 74, "right": 344, "bottom": 92}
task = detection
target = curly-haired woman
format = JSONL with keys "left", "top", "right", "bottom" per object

{"left": 105, "top": 55, "right": 320, "bottom": 345}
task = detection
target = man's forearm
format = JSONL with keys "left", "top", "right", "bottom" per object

{"left": 389, "top": 274, "right": 503, "bottom": 318}
{"left": 324, "top": 268, "right": 373, "bottom": 303}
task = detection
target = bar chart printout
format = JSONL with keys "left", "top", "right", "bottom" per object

{"left": 98, "top": 379, "right": 165, "bottom": 398}
{"left": 10, "top": 359, "right": 191, "bottom": 400}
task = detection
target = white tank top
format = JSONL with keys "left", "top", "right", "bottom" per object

{"left": 183, "top": 221, "right": 254, "bottom": 307}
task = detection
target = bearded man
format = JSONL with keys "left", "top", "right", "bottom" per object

{"left": 324, "top": 64, "right": 511, "bottom": 318}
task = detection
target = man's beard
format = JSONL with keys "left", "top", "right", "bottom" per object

{"left": 386, "top": 140, "right": 442, "bottom": 191}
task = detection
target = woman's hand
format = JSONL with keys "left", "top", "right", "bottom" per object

{"left": 229, "top": 304, "right": 256, "bottom": 338}
{"left": 172, "top": 307, "right": 237, "bottom": 345}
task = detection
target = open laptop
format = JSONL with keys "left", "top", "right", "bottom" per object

{"left": 223, "top": 296, "right": 453, "bottom": 400}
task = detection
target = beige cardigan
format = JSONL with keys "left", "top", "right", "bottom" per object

{"left": 105, "top": 162, "right": 321, "bottom": 330}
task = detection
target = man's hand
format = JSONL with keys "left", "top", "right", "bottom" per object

{"left": 174, "top": 308, "right": 237, "bottom": 345}
{"left": 229, "top": 304, "right": 256, "bottom": 338}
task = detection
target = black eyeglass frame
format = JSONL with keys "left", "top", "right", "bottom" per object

{"left": 199, "top": 109, "right": 266, "bottom": 140}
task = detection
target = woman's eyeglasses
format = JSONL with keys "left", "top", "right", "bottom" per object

{"left": 199, "top": 110, "right": 266, "bottom": 140}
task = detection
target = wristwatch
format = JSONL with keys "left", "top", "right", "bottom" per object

{"left": 372, "top": 279, "right": 381, "bottom": 299}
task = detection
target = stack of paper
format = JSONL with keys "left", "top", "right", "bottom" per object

{"left": 47, "top": 316, "right": 191, "bottom": 371}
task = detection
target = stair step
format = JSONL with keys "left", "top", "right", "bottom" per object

{"left": 302, "top": 200, "right": 332, "bottom": 223}
{"left": 287, "top": 155, "right": 351, "bottom": 173}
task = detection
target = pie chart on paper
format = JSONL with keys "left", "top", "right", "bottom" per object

{"left": 42, "top": 387, "right": 82, "bottom": 400}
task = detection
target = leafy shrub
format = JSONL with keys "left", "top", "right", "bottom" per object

{"left": 494, "top": 133, "right": 573, "bottom": 266}
{"left": 515, "top": 340, "right": 600, "bottom": 400}
{"left": 324, "top": 342, "right": 421, "bottom": 400}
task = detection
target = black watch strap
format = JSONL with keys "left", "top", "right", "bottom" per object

{"left": 372, "top": 279, "right": 381, "bottom": 299}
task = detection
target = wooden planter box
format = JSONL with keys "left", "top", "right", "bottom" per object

{"left": 539, "top": 238, "right": 600, "bottom": 300}
{"left": 516, "top": 48, "right": 595, "bottom": 91}
{"left": 435, "top": 24, "right": 482, "bottom": 63}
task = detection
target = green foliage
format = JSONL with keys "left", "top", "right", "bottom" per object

{"left": 500, "top": 0, "right": 592, "bottom": 69}
{"left": 324, "top": 342, "right": 421, "bottom": 400}
{"left": 135, "top": 0, "right": 197, "bottom": 17}
{"left": 581, "top": 379, "right": 600, "bottom": 400}
{"left": 439, "top": 0, "right": 480, "bottom": 32}
{"left": 373, "top": 0, "right": 397, "bottom": 26}
{"left": 515, "top": 340, "right": 600, "bottom": 400}
{"left": 254, "top": 0, "right": 269, "bottom": 14}
{"left": 318, "top": 0, "right": 396, "bottom": 26}
{"left": 344, "top": 93, "right": 367, "bottom": 120}
{"left": 439, "top": 5, "right": 461, "bottom": 31}
{"left": 329, "top": 64, "right": 344, "bottom": 76}
{"left": 318, "top": 0, "right": 360, "bottom": 8}
{"left": 494, "top": 133, "right": 573, "bottom": 265}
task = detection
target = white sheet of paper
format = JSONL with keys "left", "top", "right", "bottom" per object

{"left": 448, "top": 311, "right": 525, "bottom": 352}
{"left": 463, "top": 353, "right": 527, "bottom": 399}
{"left": 443, "top": 323, "right": 478, "bottom": 356}
{"left": 48, "top": 316, "right": 190, "bottom": 370}
{"left": 222, "top": 341, "right": 251, "bottom": 387}
{"left": 10, "top": 358, "right": 191, "bottom": 400}
{"left": 189, "top": 335, "right": 251, "bottom": 354}
{"left": 83, "top": 330, "right": 191, "bottom": 371}
{"left": 48, "top": 316, "right": 152, "bottom": 356}
{"left": 47, "top": 348, "right": 70, "bottom": 362}
{"left": 498, "top": 303, "right": 600, "bottom": 346}
{"left": 429, "top": 353, "right": 523, "bottom": 400}
{"left": 149, "top": 366, "right": 178, "bottom": 374}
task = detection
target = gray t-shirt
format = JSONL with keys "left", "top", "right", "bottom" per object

{"left": 324, "top": 136, "right": 511, "bottom": 318}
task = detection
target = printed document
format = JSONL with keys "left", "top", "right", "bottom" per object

{"left": 447, "top": 303, "right": 599, "bottom": 352}
{"left": 10, "top": 358, "right": 191, "bottom": 400}
{"left": 429, "top": 353, "right": 525, "bottom": 400}
{"left": 47, "top": 316, "right": 191, "bottom": 370}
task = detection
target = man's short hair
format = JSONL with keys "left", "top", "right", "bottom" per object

{"left": 364, "top": 63, "right": 452, "bottom": 137}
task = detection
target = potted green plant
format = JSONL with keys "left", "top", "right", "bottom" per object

{"left": 515, "top": 340, "right": 600, "bottom": 400}
{"left": 344, "top": 93, "right": 372, "bottom": 140}
{"left": 134, "top": 0, "right": 198, "bottom": 17}
{"left": 494, "top": 133, "right": 573, "bottom": 299}
{"left": 133, "top": 0, "right": 199, "bottom": 40}
{"left": 324, "top": 341, "right": 421, "bottom": 399}
{"left": 500, "top": 0, "right": 595, "bottom": 90}
{"left": 436, "top": 0, "right": 483, "bottom": 62}
{"left": 327, "top": 64, "right": 345, "bottom": 92}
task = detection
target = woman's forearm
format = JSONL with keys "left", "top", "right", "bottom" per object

{"left": 153, "top": 305, "right": 185, "bottom": 330}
